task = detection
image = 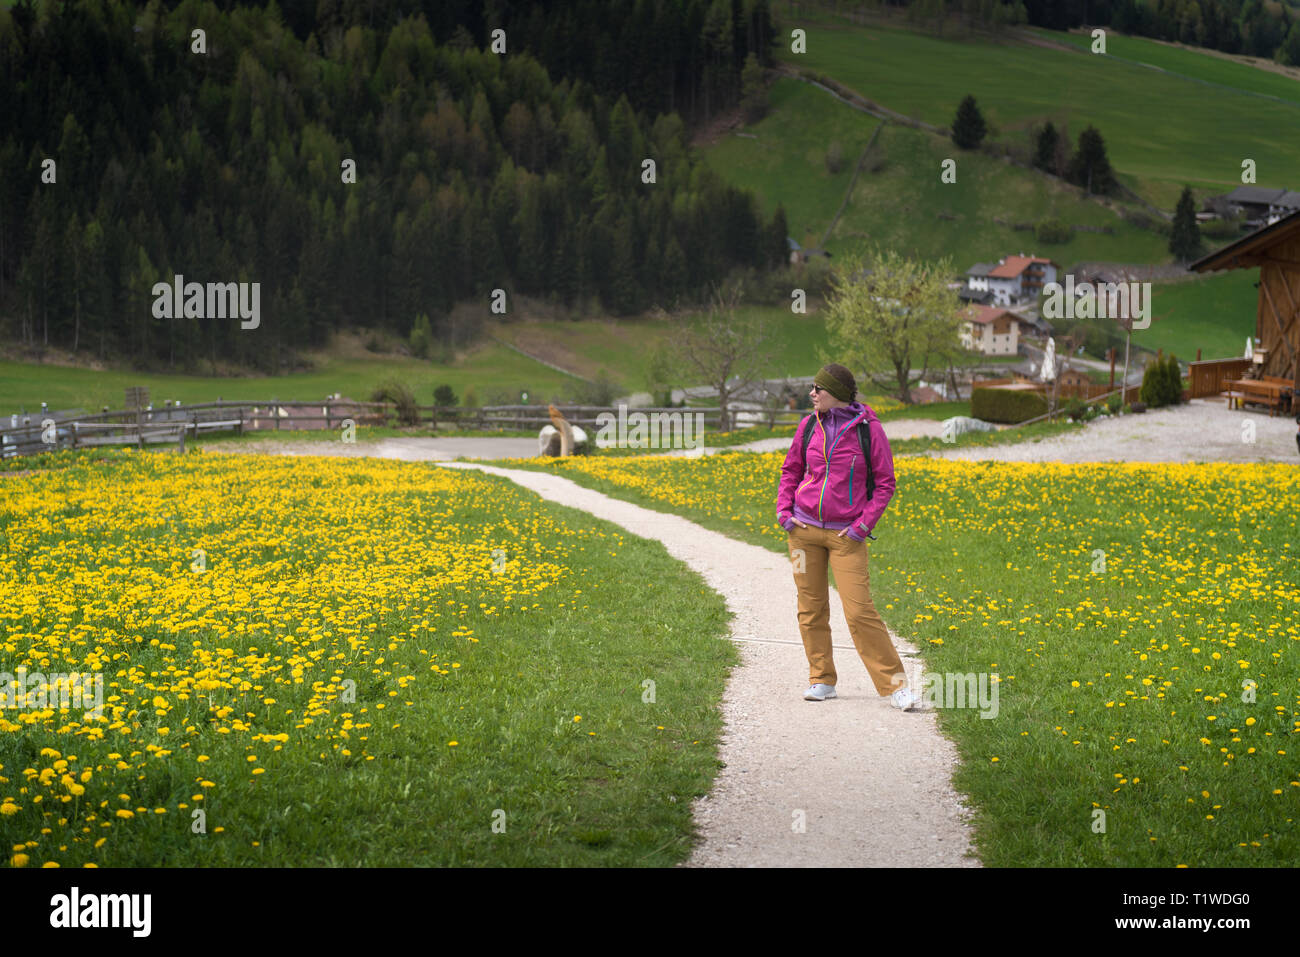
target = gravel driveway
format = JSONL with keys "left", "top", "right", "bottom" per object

{"left": 930, "top": 398, "right": 1297, "bottom": 463}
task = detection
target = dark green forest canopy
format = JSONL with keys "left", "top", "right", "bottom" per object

{"left": 0, "top": 0, "right": 783, "bottom": 372}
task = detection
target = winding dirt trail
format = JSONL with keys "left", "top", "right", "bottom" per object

{"left": 435, "top": 462, "right": 981, "bottom": 868}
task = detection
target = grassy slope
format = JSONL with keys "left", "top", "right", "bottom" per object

{"left": 0, "top": 341, "right": 588, "bottom": 413}
{"left": 781, "top": 14, "right": 1300, "bottom": 208}
{"left": 705, "top": 78, "right": 1168, "bottom": 266}
{"left": 701, "top": 80, "right": 884, "bottom": 247}
{"left": 1044, "top": 29, "right": 1300, "bottom": 106}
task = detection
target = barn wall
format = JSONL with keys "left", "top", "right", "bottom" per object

{"left": 1257, "top": 240, "right": 1300, "bottom": 383}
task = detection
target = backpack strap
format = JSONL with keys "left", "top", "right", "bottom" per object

{"left": 799, "top": 413, "right": 818, "bottom": 458}
{"left": 857, "top": 420, "right": 875, "bottom": 500}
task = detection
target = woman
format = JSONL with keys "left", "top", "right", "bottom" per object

{"left": 775, "top": 363, "right": 917, "bottom": 709}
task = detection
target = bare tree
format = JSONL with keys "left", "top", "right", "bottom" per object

{"left": 673, "top": 281, "right": 777, "bottom": 432}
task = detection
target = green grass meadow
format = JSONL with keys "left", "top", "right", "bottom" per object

{"left": 0, "top": 448, "right": 735, "bottom": 866}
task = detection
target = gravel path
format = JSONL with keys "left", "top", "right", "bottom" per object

{"left": 436, "top": 462, "right": 979, "bottom": 868}
{"left": 204, "top": 436, "right": 542, "bottom": 460}
{"left": 202, "top": 419, "right": 951, "bottom": 463}
{"left": 929, "top": 398, "right": 1297, "bottom": 463}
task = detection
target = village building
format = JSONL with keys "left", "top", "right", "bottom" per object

{"left": 958, "top": 304, "right": 1022, "bottom": 356}
{"left": 1189, "top": 209, "right": 1300, "bottom": 414}
{"left": 964, "top": 254, "right": 1058, "bottom": 306}
{"left": 1220, "top": 186, "right": 1300, "bottom": 229}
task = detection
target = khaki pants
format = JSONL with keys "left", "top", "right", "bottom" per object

{"left": 786, "top": 523, "right": 906, "bottom": 695}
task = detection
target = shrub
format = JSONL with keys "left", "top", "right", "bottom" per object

{"left": 1164, "top": 353, "right": 1184, "bottom": 404}
{"left": 462, "top": 385, "right": 480, "bottom": 409}
{"left": 433, "top": 384, "right": 458, "bottom": 413}
{"left": 1063, "top": 397, "right": 1087, "bottom": 421}
{"left": 430, "top": 340, "right": 453, "bottom": 365}
{"left": 1139, "top": 360, "right": 1166, "bottom": 407}
{"left": 1201, "top": 216, "right": 1246, "bottom": 240}
{"left": 577, "top": 369, "right": 618, "bottom": 406}
{"left": 409, "top": 313, "right": 433, "bottom": 359}
{"left": 1106, "top": 394, "right": 1122, "bottom": 415}
{"left": 971, "top": 387, "right": 1048, "bottom": 423}
{"left": 1140, "top": 354, "right": 1183, "bottom": 407}
{"left": 1035, "top": 219, "right": 1073, "bottom": 244}
{"left": 370, "top": 380, "right": 420, "bottom": 426}
{"left": 825, "top": 140, "right": 844, "bottom": 174}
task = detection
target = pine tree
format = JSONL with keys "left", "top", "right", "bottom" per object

{"left": 1169, "top": 186, "right": 1202, "bottom": 263}
{"left": 770, "top": 204, "right": 790, "bottom": 268}
{"left": 739, "top": 52, "right": 767, "bottom": 123}
{"left": 1033, "top": 122, "right": 1058, "bottom": 173}
{"left": 951, "top": 95, "right": 987, "bottom": 150}
{"left": 1067, "top": 126, "right": 1116, "bottom": 195}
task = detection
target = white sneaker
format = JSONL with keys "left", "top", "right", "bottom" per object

{"left": 890, "top": 687, "right": 919, "bottom": 711}
{"left": 804, "top": 683, "right": 837, "bottom": 701}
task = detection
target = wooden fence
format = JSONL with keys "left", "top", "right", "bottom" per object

{"left": 973, "top": 376, "right": 1140, "bottom": 402}
{"left": 1187, "top": 357, "right": 1253, "bottom": 399}
{"left": 1011, "top": 382, "right": 1144, "bottom": 428}
{"left": 3, "top": 400, "right": 792, "bottom": 458}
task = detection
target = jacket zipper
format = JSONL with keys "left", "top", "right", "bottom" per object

{"left": 849, "top": 457, "right": 855, "bottom": 506}
{"left": 816, "top": 414, "right": 861, "bottom": 521}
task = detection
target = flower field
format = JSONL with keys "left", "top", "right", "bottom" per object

{"left": 0, "top": 449, "right": 733, "bottom": 867}
{"left": 511, "top": 451, "right": 1300, "bottom": 866}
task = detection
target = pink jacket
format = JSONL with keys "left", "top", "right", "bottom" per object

{"left": 776, "top": 403, "right": 895, "bottom": 541}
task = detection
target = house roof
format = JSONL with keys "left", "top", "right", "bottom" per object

{"left": 958, "top": 304, "right": 1022, "bottom": 325}
{"left": 1273, "top": 191, "right": 1300, "bottom": 209}
{"left": 786, "top": 237, "right": 802, "bottom": 250}
{"left": 966, "top": 262, "right": 995, "bottom": 277}
{"left": 988, "top": 255, "right": 1055, "bottom": 279}
{"left": 1189, "top": 207, "right": 1300, "bottom": 273}
{"left": 1225, "top": 186, "right": 1287, "bottom": 206}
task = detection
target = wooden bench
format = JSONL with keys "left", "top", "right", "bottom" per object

{"left": 1222, "top": 390, "right": 1246, "bottom": 410}
{"left": 1260, "top": 376, "right": 1295, "bottom": 413}
{"left": 1238, "top": 380, "right": 1286, "bottom": 416}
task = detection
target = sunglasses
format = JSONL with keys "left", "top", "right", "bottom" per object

{"left": 811, "top": 385, "right": 826, "bottom": 394}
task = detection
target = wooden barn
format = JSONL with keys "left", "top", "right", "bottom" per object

{"left": 1189, "top": 210, "right": 1300, "bottom": 413}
